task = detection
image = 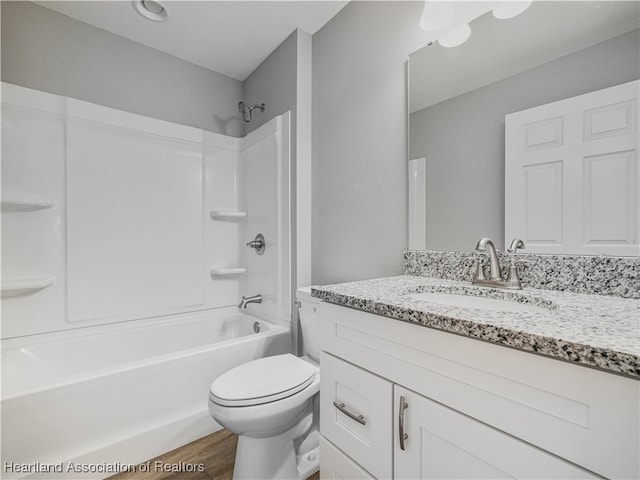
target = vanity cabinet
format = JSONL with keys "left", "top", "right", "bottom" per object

{"left": 318, "top": 301, "right": 639, "bottom": 479}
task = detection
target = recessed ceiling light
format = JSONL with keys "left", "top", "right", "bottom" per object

{"left": 132, "top": 0, "right": 169, "bottom": 22}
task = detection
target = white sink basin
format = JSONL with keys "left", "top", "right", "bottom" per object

{"left": 407, "top": 292, "right": 547, "bottom": 313}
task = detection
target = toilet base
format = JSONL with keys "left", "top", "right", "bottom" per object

{"left": 231, "top": 402, "right": 319, "bottom": 480}
{"left": 297, "top": 445, "right": 320, "bottom": 480}
{"left": 232, "top": 430, "right": 319, "bottom": 480}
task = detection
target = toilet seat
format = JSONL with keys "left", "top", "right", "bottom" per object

{"left": 209, "top": 354, "right": 317, "bottom": 407}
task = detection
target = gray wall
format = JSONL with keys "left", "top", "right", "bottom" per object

{"left": 312, "top": 1, "right": 430, "bottom": 285}
{"left": 243, "top": 30, "right": 298, "bottom": 136}
{"left": 410, "top": 29, "right": 640, "bottom": 251}
{"left": 1, "top": 1, "right": 243, "bottom": 136}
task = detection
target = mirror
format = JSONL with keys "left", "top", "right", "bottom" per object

{"left": 408, "top": 1, "right": 639, "bottom": 253}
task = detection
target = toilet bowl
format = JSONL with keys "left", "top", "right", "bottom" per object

{"left": 208, "top": 287, "right": 321, "bottom": 480}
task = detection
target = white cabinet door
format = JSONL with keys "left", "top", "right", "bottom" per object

{"left": 320, "top": 352, "right": 393, "bottom": 479}
{"left": 320, "top": 437, "right": 375, "bottom": 480}
{"left": 505, "top": 79, "right": 639, "bottom": 255}
{"left": 393, "top": 386, "right": 599, "bottom": 479}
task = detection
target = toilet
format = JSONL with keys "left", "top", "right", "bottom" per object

{"left": 208, "top": 287, "right": 321, "bottom": 480}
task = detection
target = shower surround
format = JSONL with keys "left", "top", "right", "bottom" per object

{"left": 1, "top": 82, "right": 292, "bottom": 478}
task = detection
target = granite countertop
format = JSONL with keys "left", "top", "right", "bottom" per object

{"left": 311, "top": 275, "right": 640, "bottom": 378}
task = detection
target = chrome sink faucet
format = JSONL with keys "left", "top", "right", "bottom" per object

{"left": 473, "top": 237, "right": 525, "bottom": 289}
{"left": 238, "top": 294, "right": 262, "bottom": 309}
{"left": 475, "top": 237, "right": 502, "bottom": 281}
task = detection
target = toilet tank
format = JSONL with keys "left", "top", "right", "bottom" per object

{"left": 296, "top": 287, "right": 322, "bottom": 363}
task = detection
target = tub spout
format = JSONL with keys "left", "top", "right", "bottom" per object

{"left": 238, "top": 294, "right": 262, "bottom": 309}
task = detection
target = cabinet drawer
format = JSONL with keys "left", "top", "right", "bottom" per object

{"left": 320, "top": 436, "right": 375, "bottom": 480}
{"left": 320, "top": 352, "right": 392, "bottom": 480}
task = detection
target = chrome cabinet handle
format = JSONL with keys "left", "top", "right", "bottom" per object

{"left": 333, "top": 401, "right": 366, "bottom": 425}
{"left": 399, "top": 395, "right": 408, "bottom": 450}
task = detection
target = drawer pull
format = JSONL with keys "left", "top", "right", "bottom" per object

{"left": 399, "top": 395, "right": 408, "bottom": 451}
{"left": 333, "top": 401, "right": 366, "bottom": 425}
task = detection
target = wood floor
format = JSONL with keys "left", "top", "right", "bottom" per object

{"left": 107, "top": 429, "right": 320, "bottom": 480}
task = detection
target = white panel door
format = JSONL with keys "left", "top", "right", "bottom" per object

{"left": 408, "top": 157, "right": 427, "bottom": 250}
{"left": 66, "top": 118, "right": 204, "bottom": 323}
{"left": 505, "top": 80, "right": 639, "bottom": 255}
{"left": 394, "top": 386, "right": 599, "bottom": 479}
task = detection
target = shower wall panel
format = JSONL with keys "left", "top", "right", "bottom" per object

{"left": 239, "top": 115, "right": 291, "bottom": 324}
{"left": 204, "top": 132, "right": 243, "bottom": 307}
{"left": 1, "top": 89, "right": 67, "bottom": 338}
{"left": 1, "top": 83, "right": 290, "bottom": 339}
{"left": 66, "top": 117, "right": 204, "bottom": 323}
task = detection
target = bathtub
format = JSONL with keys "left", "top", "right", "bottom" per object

{"left": 1, "top": 308, "right": 291, "bottom": 479}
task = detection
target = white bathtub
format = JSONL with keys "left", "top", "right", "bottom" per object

{"left": 1, "top": 308, "right": 291, "bottom": 479}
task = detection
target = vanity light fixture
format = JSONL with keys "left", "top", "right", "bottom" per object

{"left": 438, "top": 23, "right": 471, "bottom": 48}
{"left": 132, "top": 0, "right": 169, "bottom": 22}
{"left": 420, "top": 0, "right": 454, "bottom": 31}
{"left": 420, "top": 1, "right": 473, "bottom": 48}
{"left": 492, "top": 0, "right": 532, "bottom": 20}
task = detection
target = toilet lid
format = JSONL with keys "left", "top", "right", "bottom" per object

{"left": 209, "top": 354, "right": 317, "bottom": 407}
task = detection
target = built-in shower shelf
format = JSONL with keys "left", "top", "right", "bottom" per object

{"left": 210, "top": 210, "right": 247, "bottom": 220}
{"left": 210, "top": 268, "right": 247, "bottom": 277}
{"left": 1, "top": 195, "right": 55, "bottom": 212}
{"left": 1, "top": 276, "right": 55, "bottom": 298}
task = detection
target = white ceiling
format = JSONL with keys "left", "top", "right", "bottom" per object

{"left": 35, "top": 0, "right": 349, "bottom": 81}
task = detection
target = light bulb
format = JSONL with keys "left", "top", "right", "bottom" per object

{"left": 420, "top": 1, "right": 454, "bottom": 31}
{"left": 492, "top": 1, "right": 532, "bottom": 20}
{"left": 439, "top": 23, "right": 471, "bottom": 48}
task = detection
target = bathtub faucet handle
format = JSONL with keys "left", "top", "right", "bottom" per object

{"left": 246, "top": 233, "right": 265, "bottom": 255}
{"left": 238, "top": 294, "right": 262, "bottom": 309}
